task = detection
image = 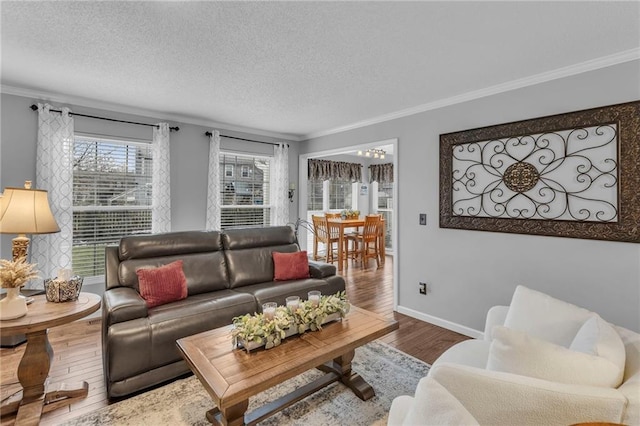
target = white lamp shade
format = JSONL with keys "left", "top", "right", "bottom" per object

{"left": 0, "top": 187, "right": 60, "bottom": 234}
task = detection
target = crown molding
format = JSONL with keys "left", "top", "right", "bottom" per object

{"left": 4, "top": 47, "right": 638, "bottom": 143}
{"left": 303, "top": 48, "right": 640, "bottom": 140}
{"left": 0, "top": 84, "right": 303, "bottom": 142}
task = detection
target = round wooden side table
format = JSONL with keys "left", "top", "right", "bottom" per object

{"left": 0, "top": 292, "right": 101, "bottom": 426}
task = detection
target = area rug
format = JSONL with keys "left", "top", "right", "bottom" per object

{"left": 62, "top": 341, "right": 429, "bottom": 426}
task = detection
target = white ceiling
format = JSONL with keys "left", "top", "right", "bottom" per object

{"left": 1, "top": 1, "right": 638, "bottom": 140}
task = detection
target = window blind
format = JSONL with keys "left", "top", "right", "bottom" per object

{"left": 73, "top": 135, "right": 153, "bottom": 277}
{"left": 220, "top": 153, "right": 272, "bottom": 229}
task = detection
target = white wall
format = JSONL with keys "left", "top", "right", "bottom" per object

{"left": 301, "top": 60, "right": 640, "bottom": 332}
{"left": 0, "top": 93, "right": 301, "bottom": 262}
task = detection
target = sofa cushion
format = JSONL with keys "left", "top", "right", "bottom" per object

{"left": 234, "top": 277, "right": 344, "bottom": 307}
{"left": 136, "top": 260, "right": 188, "bottom": 308}
{"left": 120, "top": 252, "right": 229, "bottom": 294}
{"left": 570, "top": 314, "right": 626, "bottom": 386}
{"left": 107, "top": 290, "right": 257, "bottom": 382}
{"left": 223, "top": 226, "right": 301, "bottom": 288}
{"left": 503, "top": 285, "right": 592, "bottom": 347}
{"left": 273, "top": 251, "right": 310, "bottom": 281}
{"left": 487, "top": 326, "right": 623, "bottom": 388}
{"left": 119, "top": 230, "right": 222, "bottom": 260}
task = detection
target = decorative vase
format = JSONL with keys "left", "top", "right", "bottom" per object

{"left": 0, "top": 287, "right": 28, "bottom": 320}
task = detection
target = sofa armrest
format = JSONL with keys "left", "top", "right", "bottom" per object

{"left": 430, "top": 363, "right": 626, "bottom": 426}
{"left": 484, "top": 305, "right": 509, "bottom": 341}
{"left": 308, "top": 260, "right": 337, "bottom": 278}
{"left": 102, "top": 286, "right": 148, "bottom": 327}
{"left": 387, "top": 395, "right": 414, "bottom": 426}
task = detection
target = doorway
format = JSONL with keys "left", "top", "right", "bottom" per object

{"left": 298, "top": 138, "right": 399, "bottom": 310}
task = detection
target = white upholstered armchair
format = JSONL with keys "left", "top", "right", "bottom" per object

{"left": 389, "top": 286, "right": 640, "bottom": 426}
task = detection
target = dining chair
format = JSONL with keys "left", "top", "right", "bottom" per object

{"left": 311, "top": 215, "right": 341, "bottom": 264}
{"left": 311, "top": 215, "right": 327, "bottom": 261}
{"left": 345, "top": 214, "right": 382, "bottom": 268}
{"left": 326, "top": 219, "right": 347, "bottom": 266}
{"left": 325, "top": 212, "right": 341, "bottom": 218}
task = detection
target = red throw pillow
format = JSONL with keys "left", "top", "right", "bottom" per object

{"left": 136, "top": 260, "right": 188, "bottom": 308}
{"left": 273, "top": 251, "right": 311, "bottom": 281}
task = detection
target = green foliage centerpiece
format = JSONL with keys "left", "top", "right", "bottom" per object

{"left": 232, "top": 291, "right": 350, "bottom": 352}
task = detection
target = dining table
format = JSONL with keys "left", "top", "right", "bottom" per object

{"left": 327, "top": 217, "right": 386, "bottom": 271}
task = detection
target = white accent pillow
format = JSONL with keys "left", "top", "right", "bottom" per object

{"left": 503, "top": 285, "right": 593, "bottom": 347}
{"left": 570, "top": 314, "right": 625, "bottom": 386}
{"left": 487, "top": 326, "right": 623, "bottom": 388}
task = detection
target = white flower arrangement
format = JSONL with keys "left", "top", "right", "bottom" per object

{"left": 232, "top": 291, "right": 350, "bottom": 351}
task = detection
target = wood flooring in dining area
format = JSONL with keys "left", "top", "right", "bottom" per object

{"left": 0, "top": 255, "right": 470, "bottom": 425}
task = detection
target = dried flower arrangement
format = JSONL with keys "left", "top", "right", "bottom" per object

{"left": 340, "top": 209, "right": 360, "bottom": 219}
{"left": 0, "top": 257, "right": 39, "bottom": 289}
{"left": 231, "top": 291, "right": 350, "bottom": 351}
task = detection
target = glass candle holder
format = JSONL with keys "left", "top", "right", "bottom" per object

{"left": 286, "top": 296, "right": 300, "bottom": 313}
{"left": 308, "top": 290, "right": 321, "bottom": 307}
{"left": 262, "top": 302, "right": 277, "bottom": 321}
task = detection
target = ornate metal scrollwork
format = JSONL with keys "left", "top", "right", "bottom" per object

{"left": 451, "top": 124, "right": 618, "bottom": 222}
{"left": 439, "top": 101, "right": 640, "bottom": 243}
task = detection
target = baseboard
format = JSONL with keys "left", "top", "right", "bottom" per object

{"left": 396, "top": 305, "right": 484, "bottom": 339}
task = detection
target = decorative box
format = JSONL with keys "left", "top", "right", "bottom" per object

{"left": 237, "top": 312, "right": 342, "bottom": 352}
{"left": 44, "top": 276, "right": 83, "bottom": 302}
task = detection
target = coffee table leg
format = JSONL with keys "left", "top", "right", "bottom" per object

{"left": 206, "top": 399, "right": 248, "bottom": 426}
{"left": 335, "top": 350, "right": 375, "bottom": 401}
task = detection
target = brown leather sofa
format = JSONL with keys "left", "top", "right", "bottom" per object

{"left": 102, "top": 226, "right": 345, "bottom": 398}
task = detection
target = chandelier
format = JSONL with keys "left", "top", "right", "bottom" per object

{"left": 357, "top": 148, "right": 386, "bottom": 159}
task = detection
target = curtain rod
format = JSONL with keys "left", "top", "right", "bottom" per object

{"left": 29, "top": 104, "right": 179, "bottom": 132}
{"left": 205, "top": 131, "right": 288, "bottom": 147}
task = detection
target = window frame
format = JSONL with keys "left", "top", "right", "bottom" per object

{"left": 220, "top": 151, "right": 272, "bottom": 229}
{"left": 72, "top": 133, "right": 154, "bottom": 282}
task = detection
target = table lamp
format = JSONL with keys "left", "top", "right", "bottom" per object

{"left": 0, "top": 181, "right": 60, "bottom": 261}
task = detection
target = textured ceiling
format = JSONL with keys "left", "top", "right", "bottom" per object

{"left": 1, "top": 1, "right": 639, "bottom": 139}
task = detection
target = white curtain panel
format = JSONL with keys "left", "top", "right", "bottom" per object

{"left": 152, "top": 123, "right": 171, "bottom": 233}
{"left": 31, "top": 103, "right": 74, "bottom": 282}
{"left": 272, "top": 143, "right": 289, "bottom": 226}
{"left": 206, "top": 130, "right": 221, "bottom": 230}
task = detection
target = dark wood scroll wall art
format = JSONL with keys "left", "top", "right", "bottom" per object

{"left": 439, "top": 101, "right": 640, "bottom": 243}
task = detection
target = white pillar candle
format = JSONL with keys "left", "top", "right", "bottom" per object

{"left": 262, "top": 302, "right": 277, "bottom": 321}
{"left": 308, "top": 291, "right": 321, "bottom": 307}
{"left": 286, "top": 296, "right": 300, "bottom": 312}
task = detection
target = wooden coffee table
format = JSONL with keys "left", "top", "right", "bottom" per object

{"left": 177, "top": 306, "right": 398, "bottom": 426}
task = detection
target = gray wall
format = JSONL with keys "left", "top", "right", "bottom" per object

{"left": 301, "top": 60, "right": 640, "bottom": 332}
{"left": 0, "top": 93, "right": 300, "bottom": 259}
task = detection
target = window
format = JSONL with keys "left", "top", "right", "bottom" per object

{"left": 225, "top": 164, "right": 234, "bottom": 177}
{"left": 305, "top": 179, "right": 356, "bottom": 252}
{"left": 377, "top": 182, "right": 393, "bottom": 209}
{"left": 73, "top": 135, "right": 153, "bottom": 278}
{"left": 307, "top": 181, "right": 324, "bottom": 211}
{"left": 220, "top": 153, "right": 271, "bottom": 229}
{"left": 329, "top": 179, "right": 353, "bottom": 210}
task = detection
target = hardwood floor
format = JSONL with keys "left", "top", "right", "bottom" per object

{"left": 0, "top": 255, "right": 469, "bottom": 425}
